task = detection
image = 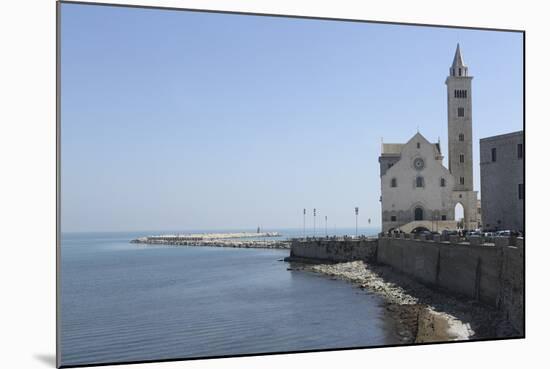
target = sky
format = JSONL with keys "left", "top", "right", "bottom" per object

{"left": 60, "top": 3, "right": 523, "bottom": 233}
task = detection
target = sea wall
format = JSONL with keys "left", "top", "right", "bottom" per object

{"left": 289, "top": 236, "right": 524, "bottom": 334}
{"left": 289, "top": 238, "right": 378, "bottom": 263}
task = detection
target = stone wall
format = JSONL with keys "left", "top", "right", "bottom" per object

{"left": 500, "top": 245, "right": 524, "bottom": 333}
{"left": 289, "top": 238, "right": 378, "bottom": 263}
{"left": 377, "top": 238, "right": 504, "bottom": 307}
{"left": 289, "top": 236, "right": 524, "bottom": 334}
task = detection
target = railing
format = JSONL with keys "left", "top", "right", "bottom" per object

{"left": 380, "top": 232, "right": 524, "bottom": 247}
{"left": 291, "top": 235, "right": 377, "bottom": 243}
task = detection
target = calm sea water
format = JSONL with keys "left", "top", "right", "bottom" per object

{"left": 60, "top": 229, "right": 399, "bottom": 366}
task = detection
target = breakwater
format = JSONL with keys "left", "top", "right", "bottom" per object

{"left": 131, "top": 232, "right": 289, "bottom": 249}
{"left": 288, "top": 234, "right": 524, "bottom": 335}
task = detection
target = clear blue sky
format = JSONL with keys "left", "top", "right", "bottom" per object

{"left": 60, "top": 3, "right": 523, "bottom": 233}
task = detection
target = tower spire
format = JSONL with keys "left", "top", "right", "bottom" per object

{"left": 450, "top": 43, "right": 468, "bottom": 77}
{"left": 452, "top": 43, "right": 465, "bottom": 67}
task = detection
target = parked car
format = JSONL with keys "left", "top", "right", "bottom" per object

{"left": 441, "top": 230, "right": 458, "bottom": 237}
{"left": 410, "top": 228, "right": 430, "bottom": 234}
{"left": 496, "top": 230, "right": 512, "bottom": 237}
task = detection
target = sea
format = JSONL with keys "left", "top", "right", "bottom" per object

{"left": 60, "top": 228, "right": 401, "bottom": 366}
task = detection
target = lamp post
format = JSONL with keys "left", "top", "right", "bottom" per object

{"left": 355, "top": 207, "right": 359, "bottom": 237}
{"left": 313, "top": 208, "right": 316, "bottom": 239}
{"left": 325, "top": 215, "right": 328, "bottom": 237}
{"left": 303, "top": 208, "right": 306, "bottom": 240}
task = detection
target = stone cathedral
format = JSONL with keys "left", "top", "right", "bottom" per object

{"left": 379, "top": 44, "right": 479, "bottom": 233}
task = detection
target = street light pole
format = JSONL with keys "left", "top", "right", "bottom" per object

{"left": 355, "top": 207, "right": 359, "bottom": 237}
{"left": 325, "top": 215, "right": 328, "bottom": 237}
{"left": 313, "top": 208, "right": 316, "bottom": 239}
{"left": 303, "top": 208, "right": 306, "bottom": 240}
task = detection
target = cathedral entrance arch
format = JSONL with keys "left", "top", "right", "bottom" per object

{"left": 414, "top": 207, "right": 424, "bottom": 221}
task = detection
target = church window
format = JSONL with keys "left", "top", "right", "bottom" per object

{"left": 414, "top": 207, "right": 424, "bottom": 221}
{"left": 440, "top": 178, "right": 446, "bottom": 187}
{"left": 417, "top": 142, "right": 421, "bottom": 149}
{"left": 464, "top": 90, "right": 468, "bottom": 98}
{"left": 458, "top": 107, "right": 464, "bottom": 117}
{"left": 391, "top": 178, "right": 397, "bottom": 188}
{"left": 518, "top": 143, "right": 523, "bottom": 159}
{"left": 491, "top": 148, "right": 497, "bottom": 162}
{"left": 459, "top": 133, "right": 464, "bottom": 141}
{"left": 518, "top": 184, "right": 524, "bottom": 200}
{"left": 391, "top": 216, "right": 397, "bottom": 222}
{"left": 416, "top": 176, "right": 424, "bottom": 188}
{"left": 459, "top": 68, "right": 462, "bottom": 76}
{"left": 460, "top": 177, "right": 465, "bottom": 185}
{"left": 459, "top": 154, "right": 465, "bottom": 163}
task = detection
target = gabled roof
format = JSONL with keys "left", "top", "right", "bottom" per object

{"left": 407, "top": 132, "right": 442, "bottom": 154}
{"left": 381, "top": 132, "right": 441, "bottom": 156}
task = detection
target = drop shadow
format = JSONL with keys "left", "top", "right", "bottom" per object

{"left": 34, "top": 353, "right": 57, "bottom": 367}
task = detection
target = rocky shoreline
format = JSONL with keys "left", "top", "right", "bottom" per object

{"left": 287, "top": 260, "right": 519, "bottom": 344}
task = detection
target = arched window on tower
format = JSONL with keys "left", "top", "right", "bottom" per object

{"left": 440, "top": 178, "right": 446, "bottom": 187}
{"left": 416, "top": 176, "right": 424, "bottom": 188}
{"left": 459, "top": 133, "right": 464, "bottom": 141}
{"left": 391, "top": 178, "right": 397, "bottom": 188}
{"left": 459, "top": 154, "right": 465, "bottom": 163}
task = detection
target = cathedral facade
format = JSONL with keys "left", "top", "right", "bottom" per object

{"left": 379, "top": 44, "right": 479, "bottom": 233}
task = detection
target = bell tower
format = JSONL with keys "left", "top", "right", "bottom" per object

{"left": 446, "top": 43, "right": 473, "bottom": 191}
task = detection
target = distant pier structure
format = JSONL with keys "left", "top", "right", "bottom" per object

{"left": 131, "top": 231, "right": 289, "bottom": 249}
